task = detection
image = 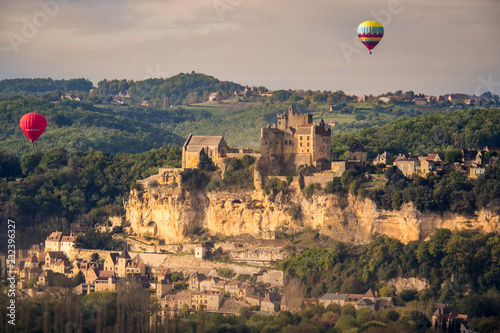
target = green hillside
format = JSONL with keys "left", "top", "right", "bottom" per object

{"left": 0, "top": 97, "right": 186, "bottom": 155}
{"left": 330, "top": 108, "right": 500, "bottom": 159}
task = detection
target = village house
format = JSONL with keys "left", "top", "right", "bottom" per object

{"left": 225, "top": 281, "right": 242, "bottom": 296}
{"left": 246, "top": 294, "right": 262, "bottom": 308}
{"left": 45, "top": 232, "right": 63, "bottom": 252}
{"left": 208, "top": 92, "right": 218, "bottom": 102}
{"left": 200, "top": 276, "right": 222, "bottom": 291}
{"left": 413, "top": 97, "right": 428, "bottom": 105}
{"left": 431, "top": 304, "right": 469, "bottom": 329}
{"left": 94, "top": 277, "right": 117, "bottom": 292}
{"left": 372, "top": 151, "right": 393, "bottom": 166}
{"left": 355, "top": 299, "right": 376, "bottom": 310}
{"left": 395, "top": 156, "right": 421, "bottom": 177}
{"left": 44, "top": 251, "right": 67, "bottom": 271}
{"left": 191, "top": 290, "right": 223, "bottom": 311}
{"left": 156, "top": 279, "right": 174, "bottom": 299}
{"left": 261, "top": 292, "right": 281, "bottom": 313}
{"left": 44, "top": 232, "right": 76, "bottom": 256}
{"left": 104, "top": 252, "right": 120, "bottom": 273}
{"left": 194, "top": 243, "right": 206, "bottom": 259}
{"left": 188, "top": 273, "right": 208, "bottom": 291}
{"left": 319, "top": 293, "right": 348, "bottom": 307}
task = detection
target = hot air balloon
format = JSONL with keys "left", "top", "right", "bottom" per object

{"left": 20, "top": 112, "right": 47, "bottom": 146}
{"left": 357, "top": 21, "right": 384, "bottom": 54}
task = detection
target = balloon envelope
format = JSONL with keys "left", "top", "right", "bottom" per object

{"left": 20, "top": 112, "right": 47, "bottom": 143}
{"left": 357, "top": 21, "right": 384, "bottom": 53}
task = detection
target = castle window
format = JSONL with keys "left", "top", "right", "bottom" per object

{"left": 307, "top": 142, "right": 310, "bottom": 147}
{"left": 300, "top": 136, "right": 303, "bottom": 141}
{"left": 307, "top": 136, "right": 310, "bottom": 140}
{"left": 307, "top": 149, "right": 309, "bottom": 152}
{"left": 300, "top": 143, "right": 302, "bottom": 147}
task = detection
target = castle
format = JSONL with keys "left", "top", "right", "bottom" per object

{"left": 154, "top": 105, "right": 365, "bottom": 187}
{"left": 260, "top": 105, "right": 332, "bottom": 174}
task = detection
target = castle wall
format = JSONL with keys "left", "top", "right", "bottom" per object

{"left": 283, "top": 153, "right": 311, "bottom": 175}
{"left": 303, "top": 173, "right": 335, "bottom": 188}
{"left": 331, "top": 161, "right": 347, "bottom": 174}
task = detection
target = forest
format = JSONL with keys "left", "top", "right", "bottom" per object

{"left": 329, "top": 108, "right": 500, "bottom": 159}
{"left": 95, "top": 72, "right": 244, "bottom": 105}
{"left": 0, "top": 78, "right": 93, "bottom": 97}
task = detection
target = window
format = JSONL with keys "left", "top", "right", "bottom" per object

{"left": 307, "top": 136, "right": 310, "bottom": 140}
{"left": 300, "top": 143, "right": 302, "bottom": 147}
{"left": 300, "top": 136, "right": 303, "bottom": 141}
{"left": 307, "top": 149, "right": 309, "bottom": 152}
{"left": 307, "top": 142, "right": 310, "bottom": 147}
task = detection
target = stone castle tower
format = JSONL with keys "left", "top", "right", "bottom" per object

{"left": 261, "top": 105, "right": 332, "bottom": 174}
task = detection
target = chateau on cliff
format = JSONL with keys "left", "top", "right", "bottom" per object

{"left": 261, "top": 105, "right": 332, "bottom": 174}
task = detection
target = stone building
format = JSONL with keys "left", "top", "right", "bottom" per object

{"left": 260, "top": 105, "right": 332, "bottom": 174}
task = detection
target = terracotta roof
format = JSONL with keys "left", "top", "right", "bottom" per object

{"left": 46, "top": 251, "right": 66, "bottom": 259}
{"left": 47, "top": 232, "right": 63, "bottom": 241}
{"left": 296, "top": 127, "right": 312, "bottom": 135}
{"left": 263, "top": 292, "right": 281, "bottom": 304}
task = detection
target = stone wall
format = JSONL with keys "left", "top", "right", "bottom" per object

{"left": 303, "top": 173, "right": 335, "bottom": 188}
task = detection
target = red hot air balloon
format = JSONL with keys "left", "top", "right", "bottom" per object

{"left": 20, "top": 112, "right": 47, "bottom": 146}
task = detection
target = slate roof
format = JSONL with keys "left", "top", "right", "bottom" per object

{"left": 320, "top": 293, "right": 348, "bottom": 301}
{"left": 118, "top": 249, "right": 131, "bottom": 259}
{"left": 187, "top": 136, "right": 225, "bottom": 147}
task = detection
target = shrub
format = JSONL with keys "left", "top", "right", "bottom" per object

{"left": 287, "top": 203, "right": 301, "bottom": 221}
{"left": 303, "top": 183, "right": 321, "bottom": 198}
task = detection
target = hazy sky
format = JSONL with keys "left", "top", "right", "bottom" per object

{"left": 1, "top": 0, "right": 500, "bottom": 96}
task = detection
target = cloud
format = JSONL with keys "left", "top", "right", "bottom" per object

{"left": 0, "top": 0, "right": 499, "bottom": 95}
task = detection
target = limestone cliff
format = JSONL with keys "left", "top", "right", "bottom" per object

{"left": 124, "top": 185, "right": 500, "bottom": 244}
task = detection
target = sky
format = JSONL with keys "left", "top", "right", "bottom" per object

{"left": 1, "top": 0, "right": 500, "bottom": 96}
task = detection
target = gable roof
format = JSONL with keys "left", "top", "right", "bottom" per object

{"left": 107, "top": 253, "right": 120, "bottom": 264}
{"left": 187, "top": 136, "right": 225, "bottom": 148}
{"left": 47, "top": 231, "right": 63, "bottom": 242}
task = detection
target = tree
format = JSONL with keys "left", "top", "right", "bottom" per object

{"left": 283, "top": 278, "right": 304, "bottom": 311}
{"left": 340, "top": 276, "right": 364, "bottom": 294}
{"left": 91, "top": 253, "right": 100, "bottom": 262}
{"left": 180, "top": 303, "right": 189, "bottom": 318}
{"left": 20, "top": 152, "right": 43, "bottom": 176}
{"left": 445, "top": 149, "right": 463, "bottom": 164}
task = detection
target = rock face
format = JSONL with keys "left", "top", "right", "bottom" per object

{"left": 124, "top": 186, "right": 500, "bottom": 244}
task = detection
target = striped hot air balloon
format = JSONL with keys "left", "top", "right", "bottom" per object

{"left": 357, "top": 21, "right": 384, "bottom": 54}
